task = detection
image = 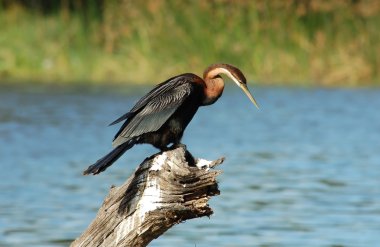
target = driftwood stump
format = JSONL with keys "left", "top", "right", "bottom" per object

{"left": 71, "top": 146, "right": 224, "bottom": 247}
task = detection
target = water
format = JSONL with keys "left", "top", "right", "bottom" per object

{"left": 0, "top": 85, "right": 379, "bottom": 247}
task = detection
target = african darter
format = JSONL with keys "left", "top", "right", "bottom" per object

{"left": 84, "top": 63, "right": 259, "bottom": 175}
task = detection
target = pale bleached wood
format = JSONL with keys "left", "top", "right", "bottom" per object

{"left": 71, "top": 146, "right": 224, "bottom": 247}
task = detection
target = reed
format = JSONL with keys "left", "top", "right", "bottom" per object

{"left": 0, "top": 0, "right": 379, "bottom": 86}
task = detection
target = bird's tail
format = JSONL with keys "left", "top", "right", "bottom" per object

{"left": 83, "top": 141, "right": 135, "bottom": 175}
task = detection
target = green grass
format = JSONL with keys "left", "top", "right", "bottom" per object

{"left": 0, "top": 1, "right": 379, "bottom": 86}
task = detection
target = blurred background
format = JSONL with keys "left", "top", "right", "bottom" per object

{"left": 0, "top": 0, "right": 379, "bottom": 86}
{"left": 1, "top": 1, "right": 380, "bottom": 247}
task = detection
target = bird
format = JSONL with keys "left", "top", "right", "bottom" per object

{"left": 84, "top": 63, "right": 259, "bottom": 175}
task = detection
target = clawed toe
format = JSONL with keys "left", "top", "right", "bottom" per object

{"left": 171, "top": 143, "right": 187, "bottom": 149}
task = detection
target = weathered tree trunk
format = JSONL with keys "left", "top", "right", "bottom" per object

{"left": 71, "top": 146, "right": 224, "bottom": 247}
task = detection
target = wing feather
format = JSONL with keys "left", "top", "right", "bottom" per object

{"left": 108, "top": 112, "right": 134, "bottom": 126}
{"left": 111, "top": 75, "right": 197, "bottom": 147}
{"left": 128, "top": 73, "right": 195, "bottom": 113}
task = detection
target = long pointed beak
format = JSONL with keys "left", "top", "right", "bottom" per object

{"left": 240, "top": 84, "right": 259, "bottom": 109}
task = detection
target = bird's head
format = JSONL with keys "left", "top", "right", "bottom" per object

{"left": 203, "top": 63, "right": 259, "bottom": 109}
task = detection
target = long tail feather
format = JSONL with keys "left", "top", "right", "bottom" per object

{"left": 83, "top": 141, "right": 135, "bottom": 175}
{"left": 109, "top": 112, "right": 133, "bottom": 126}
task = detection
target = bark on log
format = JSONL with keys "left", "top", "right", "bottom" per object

{"left": 71, "top": 146, "right": 224, "bottom": 247}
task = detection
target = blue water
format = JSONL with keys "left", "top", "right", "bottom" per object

{"left": 0, "top": 85, "right": 379, "bottom": 247}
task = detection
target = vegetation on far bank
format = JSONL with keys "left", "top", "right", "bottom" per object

{"left": 0, "top": 0, "right": 379, "bottom": 86}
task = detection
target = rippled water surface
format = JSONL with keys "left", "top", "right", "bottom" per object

{"left": 0, "top": 85, "right": 379, "bottom": 247}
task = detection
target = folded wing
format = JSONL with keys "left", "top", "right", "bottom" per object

{"left": 111, "top": 75, "right": 195, "bottom": 147}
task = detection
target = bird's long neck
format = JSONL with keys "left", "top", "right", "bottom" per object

{"left": 202, "top": 68, "right": 226, "bottom": 106}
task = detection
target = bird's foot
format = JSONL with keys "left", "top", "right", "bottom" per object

{"left": 170, "top": 143, "right": 187, "bottom": 150}
{"left": 159, "top": 146, "right": 171, "bottom": 152}
{"left": 166, "top": 143, "right": 195, "bottom": 166}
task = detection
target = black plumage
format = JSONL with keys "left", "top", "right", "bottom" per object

{"left": 84, "top": 73, "right": 204, "bottom": 175}
{"left": 84, "top": 64, "right": 258, "bottom": 175}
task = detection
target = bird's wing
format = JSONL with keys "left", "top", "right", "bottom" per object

{"left": 111, "top": 75, "right": 197, "bottom": 147}
{"left": 109, "top": 73, "right": 196, "bottom": 126}
{"left": 108, "top": 112, "right": 134, "bottom": 126}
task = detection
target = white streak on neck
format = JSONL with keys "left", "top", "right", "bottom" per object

{"left": 217, "top": 68, "right": 241, "bottom": 88}
{"left": 207, "top": 67, "right": 241, "bottom": 88}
